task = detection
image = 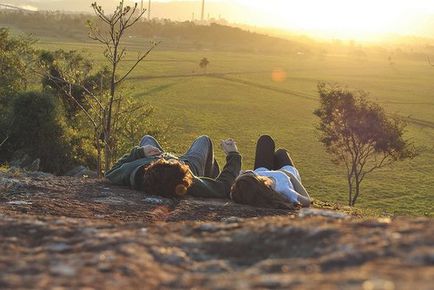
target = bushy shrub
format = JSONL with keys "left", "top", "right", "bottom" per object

{"left": 4, "top": 91, "right": 79, "bottom": 174}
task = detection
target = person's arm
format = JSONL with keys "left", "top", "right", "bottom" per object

{"left": 106, "top": 146, "right": 147, "bottom": 176}
{"left": 105, "top": 145, "right": 161, "bottom": 176}
{"left": 282, "top": 187, "right": 310, "bottom": 207}
{"left": 188, "top": 139, "right": 241, "bottom": 198}
{"left": 105, "top": 145, "right": 161, "bottom": 186}
{"left": 188, "top": 151, "right": 241, "bottom": 198}
{"left": 283, "top": 171, "right": 311, "bottom": 207}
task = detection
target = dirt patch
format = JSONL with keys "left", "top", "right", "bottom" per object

{"left": 0, "top": 172, "right": 433, "bottom": 289}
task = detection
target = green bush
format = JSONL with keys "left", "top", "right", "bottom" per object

{"left": 4, "top": 91, "right": 79, "bottom": 174}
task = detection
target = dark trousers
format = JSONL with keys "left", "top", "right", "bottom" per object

{"left": 253, "top": 135, "right": 294, "bottom": 170}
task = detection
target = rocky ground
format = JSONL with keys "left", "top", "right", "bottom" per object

{"left": 0, "top": 171, "right": 433, "bottom": 290}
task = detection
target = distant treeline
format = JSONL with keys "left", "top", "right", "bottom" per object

{"left": 0, "top": 11, "right": 307, "bottom": 53}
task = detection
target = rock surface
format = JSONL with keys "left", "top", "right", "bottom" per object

{"left": 0, "top": 171, "right": 433, "bottom": 290}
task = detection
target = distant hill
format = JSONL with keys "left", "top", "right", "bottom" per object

{"left": 0, "top": 10, "right": 309, "bottom": 54}
{"left": 1, "top": 0, "right": 257, "bottom": 22}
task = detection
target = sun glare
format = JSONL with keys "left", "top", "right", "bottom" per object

{"left": 231, "top": 0, "right": 434, "bottom": 40}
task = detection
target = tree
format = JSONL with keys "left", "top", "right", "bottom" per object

{"left": 86, "top": 0, "right": 159, "bottom": 171}
{"left": 0, "top": 28, "right": 35, "bottom": 152}
{"left": 199, "top": 57, "right": 209, "bottom": 73}
{"left": 37, "top": 1, "right": 159, "bottom": 175}
{"left": 0, "top": 28, "right": 35, "bottom": 98}
{"left": 314, "top": 82, "right": 415, "bottom": 206}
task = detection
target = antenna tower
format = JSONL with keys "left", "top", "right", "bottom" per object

{"left": 148, "top": 0, "right": 151, "bottom": 20}
{"left": 201, "top": 0, "right": 205, "bottom": 21}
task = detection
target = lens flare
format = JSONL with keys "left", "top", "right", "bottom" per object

{"left": 272, "top": 69, "right": 287, "bottom": 82}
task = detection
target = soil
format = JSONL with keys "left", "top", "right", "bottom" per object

{"left": 0, "top": 171, "right": 433, "bottom": 290}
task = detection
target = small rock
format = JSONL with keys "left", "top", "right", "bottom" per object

{"left": 151, "top": 246, "right": 190, "bottom": 266}
{"left": 195, "top": 223, "right": 220, "bottom": 233}
{"left": 377, "top": 217, "right": 392, "bottom": 224}
{"left": 50, "top": 264, "right": 77, "bottom": 277}
{"left": 143, "top": 197, "right": 172, "bottom": 206}
{"left": 299, "top": 208, "right": 349, "bottom": 219}
{"left": 7, "top": 201, "right": 32, "bottom": 205}
{"left": 362, "top": 279, "right": 395, "bottom": 290}
{"left": 221, "top": 216, "right": 242, "bottom": 223}
{"left": 64, "top": 165, "right": 97, "bottom": 178}
{"left": 82, "top": 228, "right": 98, "bottom": 235}
{"left": 47, "top": 243, "right": 72, "bottom": 252}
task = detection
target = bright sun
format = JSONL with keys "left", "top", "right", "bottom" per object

{"left": 232, "top": 0, "right": 434, "bottom": 40}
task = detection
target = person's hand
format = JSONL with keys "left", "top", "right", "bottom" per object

{"left": 142, "top": 145, "right": 162, "bottom": 157}
{"left": 221, "top": 139, "right": 238, "bottom": 154}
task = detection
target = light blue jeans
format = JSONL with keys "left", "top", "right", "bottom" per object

{"left": 139, "top": 135, "right": 218, "bottom": 177}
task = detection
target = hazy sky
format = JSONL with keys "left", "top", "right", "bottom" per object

{"left": 5, "top": 0, "right": 434, "bottom": 40}
{"left": 186, "top": 0, "right": 434, "bottom": 40}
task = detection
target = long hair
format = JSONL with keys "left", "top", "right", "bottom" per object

{"left": 230, "top": 174, "right": 299, "bottom": 210}
{"left": 142, "top": 159, "right": 193, "bottom": 198}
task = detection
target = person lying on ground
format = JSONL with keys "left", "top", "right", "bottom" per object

{"left": 230, "top": 135, "right": 311, "bottom": 210}
{"left": 105, "top": 135, "right": 241, "bottom": 199}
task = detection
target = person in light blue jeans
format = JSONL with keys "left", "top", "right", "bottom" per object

{"left": 139, "top": 135, "right": 219, "bottom": 178}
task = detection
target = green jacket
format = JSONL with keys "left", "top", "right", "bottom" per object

{"left": 105, "top": 147, "right": 241, "bottom": 199}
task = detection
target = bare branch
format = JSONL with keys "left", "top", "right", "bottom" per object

{"left": 38, "top": 69, "right": 105, "bottom": 111}
{"left": 88, "top": 24, "right": 111, "bottom": 46}
{"left": 117, "top": 47, "right": 127, "bottom": 64}
{"left": 124, "top": 7, "right": 146, "bottom": 30}
{"left": 359, "top": 152, "right": 392, "bottom": 183}
{"left": 122, "top": 4, "right": 138, "bottom": 28}
{"left": 91, "top": 3, "right": 111, "bottom": 24}
{"left": 115, "top": 41, "right": 160, "bottom": 85}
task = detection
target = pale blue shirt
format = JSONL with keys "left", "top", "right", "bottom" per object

{"left": 254, "top": 166, "right": 301, "bottom": 203}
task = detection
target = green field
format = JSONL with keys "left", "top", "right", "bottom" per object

{"left": 34, "top": 39, "right": 434, "bottom": 217}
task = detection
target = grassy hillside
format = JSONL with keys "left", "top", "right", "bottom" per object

{"left": 34, "top": 39, "right": 434, "bottom": 217}
{"left": 2, "top": 10, "right": 433, "bottom": 217}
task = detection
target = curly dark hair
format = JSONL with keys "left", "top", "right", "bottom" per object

{"left": 230, "top": 174, "right": 299, "bottom": 210}
{"left": 142, "top": 159, "right": 193, "bottom": 198}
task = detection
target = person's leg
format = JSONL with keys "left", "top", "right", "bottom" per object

{"left": 274, "top": 148, "right": 295, "bottom": 169}
{"left": 254, "top": 135, "right": 275, "bottom": 170}
{"left": 179, "top": 135, "right": 219, "bottom": 177}
{"left": 139, "top": 135, "right": 164, "bottom": 151}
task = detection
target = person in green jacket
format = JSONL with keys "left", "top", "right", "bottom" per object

{"left": 105, "top": 135, "right": 241, "bottom": 199}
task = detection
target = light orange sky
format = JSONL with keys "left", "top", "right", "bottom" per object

{"left": 160, "top": 0, "right": 434, "bottom": 40}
